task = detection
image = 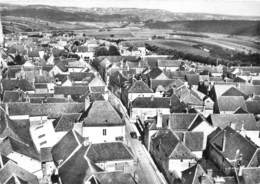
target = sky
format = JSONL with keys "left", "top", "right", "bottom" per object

{"left": 1, "top": 0, "right": 260, "bottom": 16}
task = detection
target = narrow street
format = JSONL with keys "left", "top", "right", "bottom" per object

{"left": 108, "top": 92, "right": 167, "bottom": 184}
{"left": 89, "top": 63, "right": 167, "bottom": 184}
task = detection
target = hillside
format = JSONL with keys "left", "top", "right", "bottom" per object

{"left": 145, "top": 20, "right": 260, "bottom": 36}
{"left": 1, "top": 3, "right": 260, "bottom": 36}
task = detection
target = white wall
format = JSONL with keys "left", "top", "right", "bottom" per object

{"left": 83, "top": 126, "right": 125, "bottom": 143}
{"left": 168, "top": 159, "right": 195, "bottom": 178}
{"left": 95, "top": 159, "right": 134, "bottom": 173}
{"left": 130, "top": 108, "right": 170, "bottom": 123}
{"left": 128, "top": 93, "right": 155, "bottom": 102}
{"left": 192, "top": 121, "right": 215, "bottom": 148}
{"left": 8, "top": 152, "right": 42, "bottom": 179}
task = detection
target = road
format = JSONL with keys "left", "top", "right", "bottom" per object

{"left": 108, "top": 92, "right": 167, "bottom": 184}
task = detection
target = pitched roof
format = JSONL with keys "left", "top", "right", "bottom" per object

{"left": 182, "top": 164, "right": 213, "bottom": 184}
{"left": 216, "top": 96, "right": 247, "bottom": 112}
{"left": 86, "top": 142, "right": 134, "bottom": 163}
{"left": 82, "top": 101, "right": 124, "bottom": 127}
{"left": 40, "top": 147, "right": 53, "bottom": 162}
{"left": 1, "top": 79, "right": 34, "bottom": 91}
{"left": 246, "top": 101, "right": 260, "bottom": 114}
{"left": 58, "top": 145, "right": 102, "bottom": 184}
{"left": 162, "top": 113, "right": 198, "bottom": 131}
{"left": 51, "top": 130, "right": 84, "bottom": 166}
{"left": 158, "top": 59, "right": 182, "bottom": 68}
{"left": 147, "top": 68, "right": 163, "bottom": 79}
{"left": 54, "top": 86, "right": 89, "bottom": 95}
{"left": 221, "top": 87, "right": 247, "bottom": 98}
{"left": 4, "top": 102, "right": 85, "bottom": 118}
{"left": 150, "top": 79, "right": 185, "bottom": 91}
{"left": 185, "top": 74, "right": 200, "bottom": 86}
{"left": 3, "top": 91, "right": 25, "bottom": 103}
{"left": 95, "top": 172, "right": 137, "bottom": 184}
{"left": 242, "top": 167, "right": 260, "bottom": 184}
{"left": 0, "top": 161, "right": 39, "bottom": 184}
{"left": 208, "top": 114, "right": 258, "bottom": 131}
{"left": 177, "top": 131, "right": 205, "bottom": 152}
{"left": 151, "top": 129, "right": 195, "bottom": 159}
{"left": 128, "top": 80, "right": 153, "bottom": 93}
{"left": 132, "top": 97, "right": 171, "bottom": 109}
{"left": 53, "top": 113, "right": 81, "bottom": 132}
{"left": 29, "top": 97, "right": 68, "bottom": 103}
{"left": 209, "top": 126, "right": 258, "bottom": 167}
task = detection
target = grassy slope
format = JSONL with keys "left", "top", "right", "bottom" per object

{"left": 145, "top": 20, "right": 260, "bottom": 36}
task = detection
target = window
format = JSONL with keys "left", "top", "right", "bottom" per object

{"left": 40, "top": 141, "right": 47, "bottom": 146}
{"left": 103, "top": 129, "right": 107, "bottom": 136}
{"left": 38, "top": 134, "right": 45, "bottom": 139}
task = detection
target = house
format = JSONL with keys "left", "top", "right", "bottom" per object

{"left": 205, "top": 126, "right": 260, "bottom": 176}
{"left": 3, "top": 102, "right": 85, "bottom": 119}
{"left": 51, "top": 130, "right": 136, "bottom": 184}
{"left": 158, "top": 59, "right": 183, "bottom": 72}
{"left": 147, "top": 68, "right": 169, "bottom": 81}
{"left": 80, "top": 100, "right": 126, "bottom": 143}
{"left": 208, "top": 113, "right": 260, "bottom": 145}
{"left": 128, "top": 80, "right": 154, "bottom": 102}
{"left": 150, "top": 79, "right": 185, "bottom": 96}
{"left": 0, "top": 107, "right": 42, "bottom": 178}
{"left": 1, "top": 79, "right": 35, "bottom": 93}
{"left": 185, "top": 74, "right": 200, "bottom": 89}
{"left": 52, "top": 113, "right": 82, "bottom": 140}
{"left": 85, "top": 142, "right": 135, "bottom": 173}
{"left": 182, "top": 164, "right": 214, "bottom": 184}
{"left": 150, "top": 129, "right": 196, "bottom": 182}
{"left": 214, "top": 96, "right": 247, "bottom": 114}
{"left": 246, "top": 100, "right": 260, "bottom": 118}
{"left": 40, "top": 147, "right": 55, "bottom": 178}
{"left": 130, "top": 96, "right": 171, "bottom": 123}
{"left": 0, "top": 160, "right": 39, "bottom": 184}
{"left": 88, "top": 76, "right": 107, "bottom": 94}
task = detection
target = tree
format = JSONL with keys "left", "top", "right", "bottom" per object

{"left": 108, "top": 45, "right": 120, "bottom": 56}
{"left": 94, "top": 47, "right": 109, "bottom": 57}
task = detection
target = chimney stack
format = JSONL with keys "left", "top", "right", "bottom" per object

{"left": 157, "top": 111, "right": 162, "bottom": 128}
{"left": 222, "top": 130, "right": 227, "bottom": 152}
{"left": 5, "top": 103, "right": 9, "bottom": 116}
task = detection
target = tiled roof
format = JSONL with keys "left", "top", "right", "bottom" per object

{"left": 246, "top": 101, "right": 260, "bottom": 114}
{"left": 128, "top": 80, "right": 153, "bottom": 93}
{"left": 209, "top": 126, "right": 258, "bottom": 167}
{"left": 1, "top": 79, "right": 34, "bottom": 91}
{"left": 95, "top": 172, "right": 137, "bottom": 184}
{"left": 216, "top": 96, "right": 247, "bottom": 112}
{"left": 132, "top": 97, "right": 171, "bottom": 109}
{"left": 51, "top": 130, "right": 83, "bottom": 166}
{"left": 86, "top": 142, "right": 134, "bottom": 163}
{"left": 162, "top": 113, "right": 198, "bottom": 131}
{"left": 182, "top": 164, "right": 213, "bottom": 184}
{"left": 151, "top": 129, "right": 195, "bottom": 159}
{"left": 54, "top": 86, "right": 89, "bottom": 95}
{"left": 82, "top": 101, "right": 124, "bottom": 127}
{"left": 4, "top": 102, "right": 85, "bottom": 119}
{"left": 208, "top": 114, "right": 258, "bottom": 130}
{"left": 54, "top": 113, "right": 81, "bottom": 132}
{"left": 0, "top": 161, "right": 39, "bottom": 184}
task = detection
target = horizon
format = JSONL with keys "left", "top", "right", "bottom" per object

{"left": 1, "top": 0, "right": 260, "bottom": 17}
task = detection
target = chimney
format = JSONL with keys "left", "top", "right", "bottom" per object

{"left": 157, "top": 111, "right": 162, "bottom": 128}
{"left": 151, "top": 95, "right": 154, "bottom": 101}
{"left": 229, "top": 122, "right": 236, "bottom": 130}
{"left": 83, "top": 137, "right": 90, "bottom": 147}
{"left": 39, "top": 66, "right": 43, "bottom": 76}
{"left": 222, "top": 130, "right": 227, "bottom": 152}
{"left": 5, "top": 103, "right": 9, "bottom": 116}
{"left": 207, "top": 169, "right": 213, "bottom": 178}
{"left": 85, "top": 96, "right": 90, "bottom": 111}
{"left": 214, "top": 176, "right": 225, "bottom": 184}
